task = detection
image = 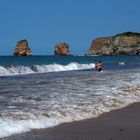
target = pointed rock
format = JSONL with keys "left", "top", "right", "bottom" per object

{"left": 13, "top": 39, "right": 32, "bottom": 56}
{"left": 54, "top": 42, "right": 71, "bottom": 56}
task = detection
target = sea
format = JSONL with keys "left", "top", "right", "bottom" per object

{"left": 0, "top": 55, "right": 140, "bottom": 138}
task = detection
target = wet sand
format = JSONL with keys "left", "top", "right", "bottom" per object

{"left": 2, "top": 102, "right": 140, "bottom": 140}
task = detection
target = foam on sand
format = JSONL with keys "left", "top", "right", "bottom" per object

{"left": 0, "top": 118, "right": 61, "bottom": 138}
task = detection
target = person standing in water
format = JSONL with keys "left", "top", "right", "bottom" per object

{"left": 97, "top": 60, "right": 103, "bottom": 72}
{"left": 94, "top": 60, "right": 98, "bottom": 70}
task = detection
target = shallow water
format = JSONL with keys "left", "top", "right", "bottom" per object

{"left": 0, "top": 68, "right": 140, "bottom": 138}
{"left": 0, "top": 55, "right": 140, "bottom": 138}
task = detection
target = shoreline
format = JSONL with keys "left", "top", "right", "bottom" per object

{"left": 2, "top": 102, "right": 140, "bottom": 140}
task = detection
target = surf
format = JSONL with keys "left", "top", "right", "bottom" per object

{"left": 0, "top": 62, "right": 95, "bottom": 76}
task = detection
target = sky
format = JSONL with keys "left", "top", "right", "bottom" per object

{"left": 0, "top": 0, "right": 140, "bottom": 55}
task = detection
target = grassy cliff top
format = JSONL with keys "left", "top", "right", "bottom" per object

{"left": 115, "top": 32, "right": 140, "bottom": 37}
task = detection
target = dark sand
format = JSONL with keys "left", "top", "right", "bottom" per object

{"left": 2, "top": 102, "right": 140, "bottom": 140}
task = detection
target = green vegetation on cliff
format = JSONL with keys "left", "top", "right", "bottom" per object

{"left": 115, "top": 32, "right": 140, "bottom": 37}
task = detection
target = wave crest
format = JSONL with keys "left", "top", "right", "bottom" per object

{"left": 0, "top": 63, "right": 95, "bottom": 76}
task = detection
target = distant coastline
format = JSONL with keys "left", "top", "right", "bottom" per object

{"left": 86, "top": 32, "right": 140, "bottom": 56}
{"left": 1, "top": 32, "right": 140, "bottom": 56}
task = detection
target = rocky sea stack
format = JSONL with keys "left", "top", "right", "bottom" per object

{"left": 13, "top": 39, "right": 32, "bottom": 56}
{"left": 87, "top": 32, "right": 140, "bottom": 55}
{"left": 54, "top": 42, "right": 71, "bottom": 56}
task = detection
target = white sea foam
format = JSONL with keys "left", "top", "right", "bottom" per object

{"left": 0, "top": 118, "right": 61, "bottom": 138}
{"left": 0, "top": 68, "right": 140, "bottom": 138}
{"left": 118, "top": 62, "right": 125, "bottom": 65}
{"left": 0, "top": 62, "right": 95, "bottom": 76}
{"left": 0, "top": 91, "right": 139, "bottom": 138}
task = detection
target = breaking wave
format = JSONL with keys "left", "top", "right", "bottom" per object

{"left": 0, "top": 68, "right": 140, "bottom": 138}
{"left": 0, "top": 62, "right": 95, "bottom": 76}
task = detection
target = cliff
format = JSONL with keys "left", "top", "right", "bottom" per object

{"left": 54, "top": 42, "right": 71, "bottom": 55}
{"left": 87, "top": 32, "right": 140, "bottom": 55}
{"left": 13, "top": 39, "right": 32, "bottom": 56}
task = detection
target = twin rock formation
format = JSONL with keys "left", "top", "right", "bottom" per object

{"left": 13, "top": 32, "right": 140, "bottom": 56}
{"left": 13, "top": 40, "right": 71, "bottom": 56}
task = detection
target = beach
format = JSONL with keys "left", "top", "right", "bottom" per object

{"left": 0, "top": 0, "right": 140, "bottom": 139}
{"left": 2, "top": 102, "right": 140, "bottom": 140}
{"left": 0, "top": 55, "right": 140, "bottom": 139}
